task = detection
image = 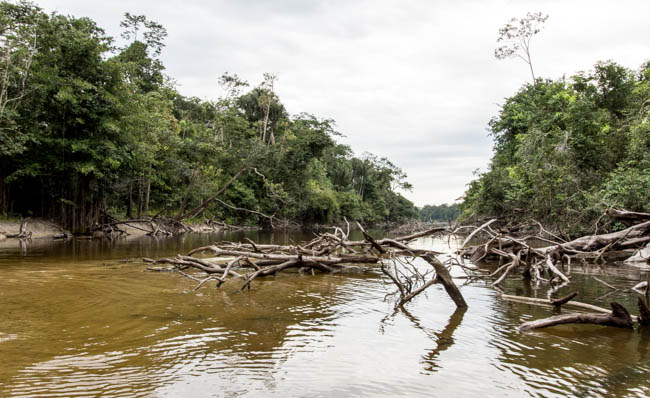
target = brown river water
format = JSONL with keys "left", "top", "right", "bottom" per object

{"left": 1, "top": 231, "right": 650, "bottom": 397}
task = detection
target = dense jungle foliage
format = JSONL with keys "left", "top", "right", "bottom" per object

{"left": 461, "top": 59, "right": 650, "bottom": 235}
{"left": 0, "top": 2, "right": 418, "bottom": 231}
{"left": 418, "top": 203, "right": 459, "bottom": 222}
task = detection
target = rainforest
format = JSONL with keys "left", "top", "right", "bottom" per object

{"left": 3, "top": 2, "right": 650, "bottom": 397}
{"left": 0, "top": 2, "right": 417, "bottom": 232}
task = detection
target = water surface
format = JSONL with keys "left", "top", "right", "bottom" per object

{"left": 1, "top": 232, "right": 650, "bottom": 397}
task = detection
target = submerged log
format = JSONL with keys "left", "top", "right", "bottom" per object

{"left": 499, "top": 294, "right": 614, "bottom": 315}
{"left": 520, "top": 302, "right": 634, "bottom": 331}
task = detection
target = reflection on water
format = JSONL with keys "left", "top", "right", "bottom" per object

{"left": 417, "top": 307, "right": 467, "bottom": 373}
{"left": 1, "top": 233, "right": 650, "bottom": 397}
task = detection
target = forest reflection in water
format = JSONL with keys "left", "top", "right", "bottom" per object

{"left": 1, "top": 232, "right": 650, "bottom": 397}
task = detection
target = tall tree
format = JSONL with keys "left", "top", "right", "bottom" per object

{"left": 120, "top": 12, "right": 167, "bottom": 56}
{"left": 259, "top": 73, "right": 278, "bottom": 145}
{"left": 0, "top": 1, "right": 42, "bottom": 157}
{"left": 495, "top": 12, "right": 548, "bottom": 82}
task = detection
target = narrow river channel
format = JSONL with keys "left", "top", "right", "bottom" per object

{"left": 1, "top": 231, "right": 650, "bottom": 397}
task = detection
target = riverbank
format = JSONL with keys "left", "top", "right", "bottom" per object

{"left": 0, "top": 217, "right": 446, "bottom": 242}
{"left": 0, "top": 219, "right": 62, "bottom": 240}
{"left": 0, "top": 218, "right": 248, "bottom": 242}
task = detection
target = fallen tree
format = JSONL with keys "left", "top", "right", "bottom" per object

{"left": 89, "top": 209, "right": 261, "bottom": 239}
{"left": 138, "top": 208, "right": 650, "bottom": 332}
{"left": 143, "top": 221, "right": 469, "bottom": 309}
{"left": 460, "top": 209, "right": 650, "bottom": 332}
{"left": 2, "top": 218, "right": 32, "bottom": 239}
{"left": 520, "top": 302, "right": 635, "bottom": 331}
{"left": 500, "top": 292, "right": 646, "bottom": 331}
{"left": 459, "top": 209, "right": 650, "bottom": 289}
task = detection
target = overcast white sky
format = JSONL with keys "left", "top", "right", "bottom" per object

{"left": 35, "top": 0, "right": 650, "bottom": 206}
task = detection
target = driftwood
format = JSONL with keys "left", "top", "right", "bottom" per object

{"left": 143, "top": 223, "right": 468, "bottom": 309}
{"left": 499, "top": 293, "right": 615, "bottom": 315}
{"left": 4, "top": 218, "right": 32, "bottom": 239}
{"left": 498, "top": 275, "right": 648, "bottom": 332}
{"left": 606, "top": 208, "right": 650, "bottom": 226}
{"left": 461, "top": 209, "right": 650, "bottom": 289}
{"left": 550, "top": 291, "right": 578, "bottom": 308}
{"left": 90, "top": 213, "right": 252, "bottom": 238}
{"left": 422, "top": 254, "right": 467, "bottom": 308}
{"left": 633, "top": 281, "right": 648, "bottom": 294}
{"left": 212, "top": 198, "right": 294, "bottom": 229}
{"left": 139, "top": 208, "right": 650, "bottom": 333}
{"left": 460, "top": 218, "right": 496, "bottom": 248}
{"left": 520, "top": 302, "right": 634, "bottom": 331}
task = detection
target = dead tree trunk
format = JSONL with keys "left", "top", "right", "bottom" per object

{"left": 461, "top": 209, "right": 650, "bottom": 287}
{"left": 606, "top": 209, "right": 650, "bottom": 226}
{"left": 144, "top": 177, "right": 151, "bottom": 213}
{"left": 422, "top": 254, "right": 467, "bottom": 308}
{"left": 520, "top": 302, "right": 634, "bottom": 331}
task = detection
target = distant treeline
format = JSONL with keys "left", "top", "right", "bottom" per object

{"left": 0, "top": 2, "right": 418, "bottom": 231}
{"left": 461, "top": 59, "right": 650, "bottom": 234}
{"left": 418, "top": 203, "right": 459, "bottom": 222}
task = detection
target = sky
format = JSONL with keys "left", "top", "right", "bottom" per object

{"left": 34, "top": 0, "right": 650, "bottom": 206}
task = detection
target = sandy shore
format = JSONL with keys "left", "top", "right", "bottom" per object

{"left": 0, "top": 219, "right": 64, "bottom": 239}
{"left": 0, "top": 218, "right": 242, "bottom": 242}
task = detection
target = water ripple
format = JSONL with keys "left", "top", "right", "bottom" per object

{"left": 3, "top": 235, "right": 650, "bottom": 397}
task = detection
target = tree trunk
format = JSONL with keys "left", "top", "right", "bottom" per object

{"left": 269, "top": 128, "right": 275, "bottom": 145}
{"left": 262, "top": 96, "right": 271, "bottom": 144}
{"left": 144, "top": 177, "right": 151, "bottom": 213}
{"left": 0, "top": 170, "right": 6, "bottom": 214}
{"left": 176, "top": 192, "right": 191, "bottom": 221}
{"left": 137, "top": 176, "right": 143, "bottom": 219}
{"left": 181, "top": 167, "right": 247, "bottom": 221}
{"left": 422, "top": 254, "right": 468, "bottom": 309}
{"left": 126, "top": 181, "right": 133, "bottom": 219}
{"left": 359, "top": 174, "right": 365, "bottom": 200}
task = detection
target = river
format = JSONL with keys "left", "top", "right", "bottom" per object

{"left": 1, "top": 231, "right": 650, "bottom": 397}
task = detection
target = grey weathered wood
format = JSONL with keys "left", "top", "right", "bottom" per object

{"left": 520, "top": 302, "right": 634, "bottom": 331}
